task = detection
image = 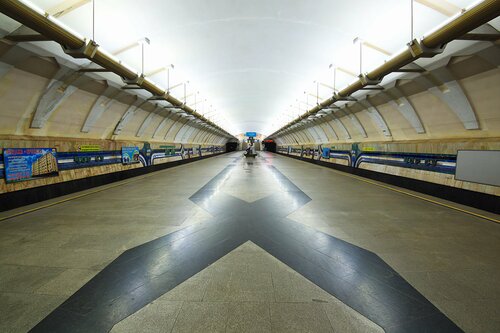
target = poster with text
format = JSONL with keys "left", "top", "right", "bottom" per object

{"left": 4, "top": 148, "right": 59, "bottom": 183}
{"left": 121, "top": 146, "right": 140, "bottom": 165}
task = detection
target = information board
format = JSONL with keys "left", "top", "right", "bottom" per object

{"left": 121, "top": 146, "right": 140, "bottom": 165}
{"left": 245, "top": 132, "right": 257, "bottom": 137}
{"left": 455, "top": 150, "right": 500, "bottom": 186}
{"left": 322, "top": 148, "right": 331, "bottom": 159}
{"left": 4, "top": 148, "right": 59, "bottom": 183}
{"left": 76, "top": 144, "right": 101, "bottom": 152}
{"left": 160, "top": 145, "right": 176, "bottom": 156}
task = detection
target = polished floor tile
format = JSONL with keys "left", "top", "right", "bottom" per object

{"left": 111, "top": 241, "right": 383, "bottom": 333}
{"left": 0, "top": 152, "right": 498, "bottom": 332}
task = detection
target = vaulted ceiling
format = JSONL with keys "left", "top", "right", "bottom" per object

{"left": 2, "top": 0, "right": 498, "bottom": 136}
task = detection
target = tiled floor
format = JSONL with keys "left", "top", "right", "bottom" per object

{"left": 0, "top": 152, "right": 499, "bottom": 332}
{"left": 110, "top": 241, "right": 383, "bottom": 333}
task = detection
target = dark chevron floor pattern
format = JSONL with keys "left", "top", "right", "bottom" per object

{"left": 30, "top": 156, "right": 463, "bottom": 333}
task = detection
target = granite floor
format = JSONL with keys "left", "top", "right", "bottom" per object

{"left": 0, "top": 152, "right": 499, "bottom": 332}
{"left": 110, "top": 241, "right": 383, "bottom": 333}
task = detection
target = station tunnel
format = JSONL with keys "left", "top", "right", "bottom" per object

{"left": 0, "top": 1, "right": 499, "bottom": 332}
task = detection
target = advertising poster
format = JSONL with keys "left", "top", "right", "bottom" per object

{"left": 4, "top": 148, "right": 59, "bottom": 183}
{"left": 121, "top": 146, "right": 140, "bottom": 165}
{"left": 322, "top": 147, "right": 331, "bottom": 159}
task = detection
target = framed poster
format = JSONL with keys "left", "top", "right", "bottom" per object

{"left": 322, "top": 147, "right": 331, "bottom": 159}
{"left": 455, "top": 150, "right": 500, "bottom": 186}
{"left": 121, "top": 146, "right": 140, "bottom": 165}
{"left": 4, "top": 148, "right": 59, "bottom": 183}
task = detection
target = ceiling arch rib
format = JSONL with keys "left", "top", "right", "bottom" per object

{"left": 330, "top": 114, "right": 352, "bottom": 140}
{"left": 289, "top": 131, "right": 300, "bottom": 144}
{"left": 416, "top": 68, "right": 480, "bottom": 130}
{"left": 310, "top": 120, "right": 330, "bottom": 143}
{"left": 381, "top": 84, "right": 426, "bottom": 134}
{"left": 136, "top": 104, "right": 162, "bottom": 137}
{"left": 81, "top": 83, "right": 120, "bottom": 133}
{"left": 113, "top": 99, "right": 146, "bottom": 135}
{"left": 319, "top": 120, "right": 339, "bottom": 142}
{"left": 152, "top": 113, "right": 174, "bottom": 139}
{"left": 306, "top": 126, "right": 321, "bottom": 144}
{"left": 358, "top": 98, "right": 392, "bottom": 137}
{"left": 164, "top": 115, "right": 185, "bottom": 141}
{"left": 188, "top": 125, "right": 205, "bottom": 143}
{"left": 340, "top": 106, "right": 368, "bottom": 139}
{"left": 31, "top": 66, "right": 80, "bottom": 129}
{"left": 180, "top": 124, "right": 197, "bottom": 144}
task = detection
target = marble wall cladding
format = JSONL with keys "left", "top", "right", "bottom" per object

{"left": 280, "top": 138, "right": 500, "bottom": 196}
{"left": 0, "top": 136, "right": 223, "bottom": 194}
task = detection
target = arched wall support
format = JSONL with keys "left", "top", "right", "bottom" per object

{"left": 175, "top": 121, "right": 194, "bottom": 143}
{"left": 417, "top": 68, "right": 479, "bottom": 130}
{"left": 330, "top": 114, "right": 351, "bottom": 140}
{"left": 81, "top": 84, "right": 119, "bottom": 133}
{"left": 31, "top": 67, "right": 81, "bottom": 128}
{"left": 113, "top": 99, "right": 145, "bottom": 135}
{"left": 286, "top": 129, "right": 297, "bottom": 143}
{"left": 282, "top": 131, "right": 296, "bottom": 144}
{"left": 152, "top": 113, "right": 176, "bottom": 139}
{"left": 200, "top": 130, "right": 214, "bottom": 144}
{"left": 306, "top": 127, "right": 320, "bottom": 144}
{"left": 311, "top": 120, "right": 329, "bottom": 143}
{"left": 181, "top": 125, "right": 197, "bottom": 144}
{"left": 358, "top": 98, "right": 392, "bottom": 137}
{"left": 193, "top": 126, "right": 210, "bottom": 143}
{"left": 136, "top": 104, "right": 161, "bottom": 137}
{"left": 341, "top": 107, "right": 368, "bottom": 138}
{"left": 307, "top": 121, "right": 327, "bottom": 143}
{"left": 382, "top": 85, "right": 425, "bottom": 134}
{"left": 186, "top": 125, "right": 201, "bottom": 143}
{"left": 164, "top": 116, "right": 186, "bottom": 141}
{"left": 296, "top": 125, "right": 313, "bottom": 143}
{"left": 319, "top": 120, "right": 339, "bottom": 141}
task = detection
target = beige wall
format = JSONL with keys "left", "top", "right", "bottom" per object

{"left": 0, "top": 135, "right": 220, "bottom": 194}
{"left": 0, "top": 44, "right": 229, "bottom": 194}
{"left": 275, "top": 52, "right": 500, "bottom": 197}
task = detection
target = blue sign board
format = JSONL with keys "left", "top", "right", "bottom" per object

{"left": 4, "top": 148, "right": 59, "bottom": 183}
{"left": 322, "top": 147, "right": 331, "bottom": 159}
{"left": 245, "top": 132, "right": 257, "bottom": 137}
{"left": 121, "top": 146, "right": 140, "bottom": 165}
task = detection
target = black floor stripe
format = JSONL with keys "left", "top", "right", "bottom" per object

{"left": 30, "top": 155, "right": 463, "bottom": 333}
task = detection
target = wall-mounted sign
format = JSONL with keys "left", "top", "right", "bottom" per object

{"left": 141, "top": 142, "right": 153, "bottom": 166}
{"left": 322, "top": 148, "right": 331, "bottom": 159}
{"left": 160, "top": 145, "right": 176, "bottom": 156}
{"left": 77, "top": 144, "right": 101, "bottom": 152}
{"left": 4, "top": 148, "right": 59, "bottom": 183}
{"left": 121, "top": 146, "right": 140, "bottom": 165}
{"left": 245, "top": 132, "right": 257, "bottom": 137}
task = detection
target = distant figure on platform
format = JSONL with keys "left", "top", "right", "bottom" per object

{"left": 244, "top": 136, "right": 257, "bottom": 157}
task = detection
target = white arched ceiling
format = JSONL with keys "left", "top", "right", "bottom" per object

{"left": 1, "top": 0, "right": 498, "bottom": 137}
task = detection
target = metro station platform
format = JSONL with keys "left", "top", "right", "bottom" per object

{"left": 0, "top": 152, "right": 498, "bottom": 333}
